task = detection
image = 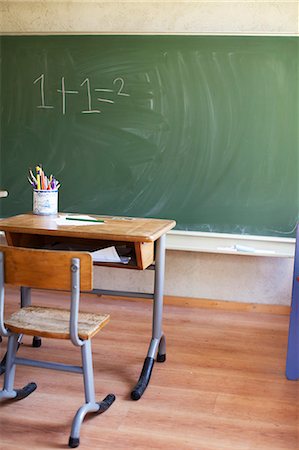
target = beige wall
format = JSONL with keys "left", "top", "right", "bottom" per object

{"left": 95, "top": 251, "right": 294, "bottom": 305}
{"left": 1, "top": 1, "right": 297, "bottom": 304}
{"left": 0, "top": 1, "right": 298, "bottom": 34}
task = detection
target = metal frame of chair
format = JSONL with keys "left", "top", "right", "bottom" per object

{"left": 0, "top": 246, "right": 115, "bottom": 448}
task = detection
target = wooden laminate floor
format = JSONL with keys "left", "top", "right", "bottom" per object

{"left": 0, "top": 287, "right": 298, "bottom": 450}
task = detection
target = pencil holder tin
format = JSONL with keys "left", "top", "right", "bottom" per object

{"left": 33, "top": 189, "right": 58, "bottom": 215}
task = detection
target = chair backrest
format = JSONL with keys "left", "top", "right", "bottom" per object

{"left": 0, "top": 246, "right": 93, "bottom": 291}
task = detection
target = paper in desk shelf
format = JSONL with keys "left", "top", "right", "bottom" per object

{"left": 91, "top": 246, "right": 131, "bottom": 264}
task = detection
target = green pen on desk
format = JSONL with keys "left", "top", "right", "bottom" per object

{"left": 65, "top": 217, "right": 105, "bottom": 223}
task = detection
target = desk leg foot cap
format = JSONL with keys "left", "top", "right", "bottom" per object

{"left": 96, "top": 393, "right": 116, "bottom": 414}
{"left": 69, "top": 437, "right": 80, "bottom": 448}
{"left": 157, "top": 353, "right": 166, "bottom": 363}
{"left": 15, "top": 382, "right": 37, "bottom": 401}
{"left": 32, "top": 337, "right": 42, "bottom": 348}
{"left": 131, "top": 356, "right": 154, "bottom": 401}
{"left": 131, "top": 390, "right": 141, "bottom": 401}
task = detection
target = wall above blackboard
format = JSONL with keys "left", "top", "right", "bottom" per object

{"left": 1, "top": 35, "right": 298, "bottom": 237}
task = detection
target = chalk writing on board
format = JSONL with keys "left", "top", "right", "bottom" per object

{"left": 113, "top": 77, "right": 130, "bottom": 97}
{"left": 57, "top": 77, "right": 79, "bottom": 115}
{"left": 33, "top": 74, "right": 54, "bottom": 109}
{"left": 80, "top": 78, "right": 101, "bottom": 114}
{"left": 94, "top": 88, "right": 115, "bottom": 104}
{"left": 34, "top": 75, "right": 130, "bottom": 115}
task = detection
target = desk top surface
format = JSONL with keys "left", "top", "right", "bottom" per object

{"left": 0, "top": 213, "right": 176, "bottom": 243}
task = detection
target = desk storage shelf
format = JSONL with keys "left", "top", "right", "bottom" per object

{"left": 3, "top": 232, "right": 154, "bottom": 270}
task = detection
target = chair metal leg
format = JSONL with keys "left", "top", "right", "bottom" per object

{"left": 3, "top": 334, "right": 18, "bottom": 393}
{"left": 0, "top": 333, "right": 37, "bottom": 401}
{"left": 68, "top": 340, "right": 115, "bottom": 448}
{"left": 81, "top": 340, "right": 96, "bottom": 404}
{"left": 0, "top": 334, "right": 23, "bottom": 376}
{"left": 0, "top": 350, "right": 7, "bottom": 376}
{"left": 0, "top": 334, "right": 18, "bottom": 399}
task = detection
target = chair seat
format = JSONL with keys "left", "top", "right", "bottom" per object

{"left": 5, "top": 306, "right": 110, "bottom": 340}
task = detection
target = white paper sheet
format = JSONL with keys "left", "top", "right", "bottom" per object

{"left": 55, "top": 215, "right": 104, "bottom": 226}
{"left": 91, "top": 246, "right": 122, "bottom": 263}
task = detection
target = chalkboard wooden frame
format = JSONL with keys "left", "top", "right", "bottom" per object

{"left": 1, "top": 35, "right": 298, "bottom": 237}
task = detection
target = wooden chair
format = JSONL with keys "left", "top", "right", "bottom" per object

{"left": 0, "top": 246, "right": 115, "bottom": 448}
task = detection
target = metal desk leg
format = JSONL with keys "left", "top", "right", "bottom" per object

{"left": 21, "top": 286, "right": 31, "bottom": 307}
{"left": 131, "top": 234, "right": 166, "bottom": 400}
{"left": 286, "top": 224, "right": 299, "bottom": 380}
{"left": 21, "top": 287, "right": 41, "bottom": 347}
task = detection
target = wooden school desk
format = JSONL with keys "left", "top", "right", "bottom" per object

{"left": 0, "top": 213, "right": 176, "bottom": 399}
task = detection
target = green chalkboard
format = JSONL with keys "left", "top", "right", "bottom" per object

{"left": 0, "top": 35, "right": 298, "bottom": 236}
